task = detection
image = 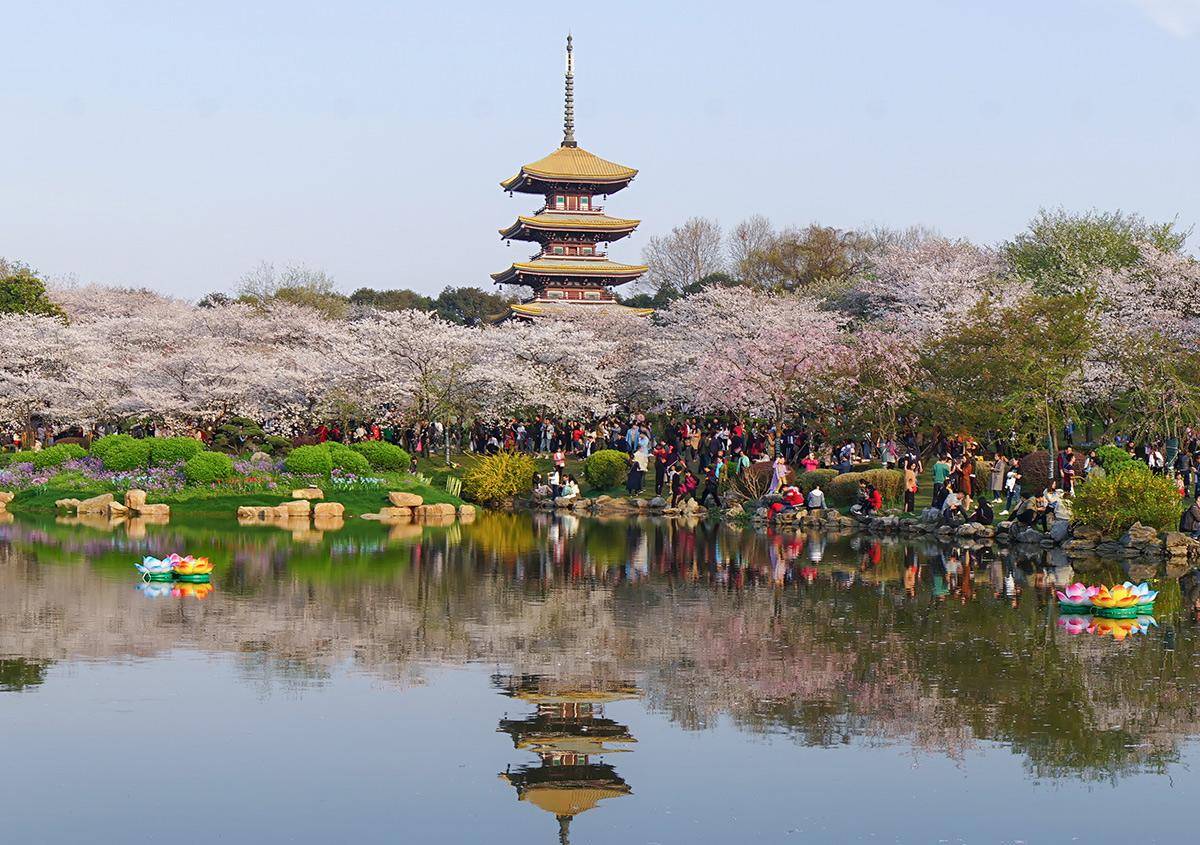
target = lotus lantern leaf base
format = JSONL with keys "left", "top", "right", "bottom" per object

{"left": 174, "top": 573, "right": 212, "bottom": 583}
{"left": 1057, "top": 602, "right": 1094, "bottom": 614}
{"left": 1095, "top": 606, "right": 1141, "bottom": 619}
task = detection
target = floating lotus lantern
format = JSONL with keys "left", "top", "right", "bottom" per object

{"left": 1055, "top": 583, "right": 1098, "bottom": 613}
{"left": 136, "top": 556, "right": 176, "bottom": 582}
{"left": 1122, "top": 581, "right": 1158, "bottom": 613}
{"left": 1089, "top": 615, "right": 1157, "bottom": 640}
{"left": 1091, "top": 584, "right": 1146, "bottom": 618}
{"left": 172, "top": 555, "right": 213, "bottom": 583}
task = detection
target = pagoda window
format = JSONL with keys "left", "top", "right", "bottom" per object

{"left": 546, "top": 289, "right": 565, "bottom": 299}
{"left": 581, "top": 246, "right": 594, "bottom": 256}
{"left": 579, "top": 196, "right": 590, "bottom": 210}
{"left": 554, "top": 195, "right": 566, "bottom": 210}
{"left": 583, "top": 290, "right": 601, "bottom": 301}
{"left": 552, "top": 245, "right": 565, "bottom": 255}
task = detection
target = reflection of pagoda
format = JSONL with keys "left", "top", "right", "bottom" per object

{"left": 495, "top": 674, "right": 637, "bottom": 844}
{"left": 492, "top": 36, "right": 651, "bottom": 321}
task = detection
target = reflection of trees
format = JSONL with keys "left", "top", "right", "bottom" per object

{"left": 3, "top": 515, "right": 1200, "bottom": 779}
{"left": 0, "top": 657, "right": 53, "bottom": 692}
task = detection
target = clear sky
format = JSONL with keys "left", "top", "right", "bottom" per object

{"left": 2, "top": 0, "right": 1198, "bottom": 299}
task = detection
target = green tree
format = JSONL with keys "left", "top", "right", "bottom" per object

{"left": 918, "top": 292, "right": 1096, "bottom": 463}
{"left": 349, "top": 287, "right": 433, "bottom": 312}
{"left": 1004, "top": 209, "right": 1188, "bottom": 294}
{"left": 432, "top": 285, "right": 510, "bottom": 325}
{"left": 0, "top": 260, "right": 65, "bottom": 318}
{"left": 753, "top": 224, "right": 872, "bottom": 291}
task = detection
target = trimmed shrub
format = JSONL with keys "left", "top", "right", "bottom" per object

{"left": 1017, "top": 450, "right": 1084, "bottom": 495}
{"left": 89, "top": 434, "right": 136, "bottom": 463}
{"left": 0, "top": 452, "right": 16, "bottom": 468}
{"left": 100, "top": 438, "right": 152, "bottom": 471}
{"left": 328, "top": 444, "right": 371, "bottom": 475}
{"left": 264, "top": 435, "right": 292, "bottom": 455}
{"left": 183, "top": 451, "right": 235, "bottom": 484}
{"left": 463, "top": 451, "right": 537, "bottom": 504}
{"left": 582, "top": 449, "right": 629, "bottom": 489}
{"left": 209, "top": 415, "right": 267, "bottom": 454}
{"left": 1096, "top": 444, "right": 1136, "bottom": 473}
{"left": 149, "top": 436, "right": 204, "bottom": 466}
{"left": 351, "top": 441, "right": 411, "bottom": 471}
{"left": 827, "top": 472, "right": 865, "bottom": 506}
{"left": 861, "top": 468, "right": 905, "bottom": 504}
{"left": 284, "top": 444, "right": 334, "bottom": 476}
{"left": 1072, "top": 462, "right": 1182, "bottom": 536}
{"left": 794, "top": 468, "right": 840, "bottom": 494}
{"left": 30, "top": 443, "right": 87, "bottom": 469}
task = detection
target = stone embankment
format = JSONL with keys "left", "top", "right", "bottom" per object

{"left": 55, "top": 490, "right": 171, "bottom": 520}
{"left": 530, "top": 492, "right": 711, "bottom": 519}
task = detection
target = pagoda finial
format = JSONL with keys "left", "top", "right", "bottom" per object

{"left": 562, "top": 34, "right": 577, "bottom": 147}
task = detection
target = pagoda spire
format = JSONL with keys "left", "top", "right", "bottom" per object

{"left": 562, "top": 34, "right": 576, "bottom": 148}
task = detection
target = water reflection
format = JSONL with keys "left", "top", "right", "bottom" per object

{"left": 2, "top": 511, "right": 1200, "bottom": 784}
{"left": 496, "top": 675, "right": 636, "bottom": 843}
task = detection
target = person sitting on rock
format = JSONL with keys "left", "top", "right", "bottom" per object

{"left": 969, "top": 498, "right": 994, "bottom": 525}
{"left": 781, "top": 484, "right": 804, "bottom": 511}
{"left": 806, "top": 484, "right": 826, "bottom": 512}
{"left": 558, "top": 475, "right": 579, "bottom": 501}
{"left": 1014, "top": 494, "right": 1050, "bottom": 530}
{"left": 531, "top": 472, "right": 553, "bottom": 500}
{"left": 1180, "top": 493, "right": 1200, "bottom": 538}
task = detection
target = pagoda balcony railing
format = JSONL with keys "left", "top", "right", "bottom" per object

{"left": 530, "top": 249, "right": 608, "bottom": 261}
{"left": 534, "top": 203, "right": 605, "bottom": 215}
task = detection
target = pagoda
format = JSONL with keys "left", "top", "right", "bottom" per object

{"left": 492, "top": 35, "right": 651, "bottom": 320}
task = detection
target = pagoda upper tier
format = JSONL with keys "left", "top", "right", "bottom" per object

{"left": 499, "top": 210, "right": 640, "bottom": 245}
{"left": 500, "top": 145, "right": 638, "bottom": 195}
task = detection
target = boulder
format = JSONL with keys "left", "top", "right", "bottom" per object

{"left": 76, "top": 493, "right": 114, "bottom": 514}
{"left": 1017, "top": 528, "right": 1044, "bottom": 545}
{"left": 1164, "top": 531, "right": 1191, "bottom": 555}
{"left": 291, "top": 487, "right": 324, "bottom": 500}
{"left": 284, "top": 499, "right": 311, "bottom": 517}
{"left": 648, "top": 496, "right": 667, "bottom": 509}
{"left": 379, "top": 506, "right": 412, "bottom": 520}
{"left": 313, "top": 502, "right": 345, "bottom": 519}
{"left": 124, "top": 489, "right": 147, "bottom": 510}
{"left": 975, "top": 525, "right": 996, "bottom": 538}
{"left": 0, "top": 491, "right": 14, "bottom": 505}
{"left": 1121, "top": 522, "right": 1159, "bottom": 547}
{"left": 553, "top": 496, "right": 576, "bottom": 508}
{"left": 920, "top": 507, "right": 941, "bottom": 524}
{"left": 137, "top": 503, "right": 170, "bottom": 518}
{"left": 1071, "top": 524, "right": 1103, "bottom": 543}
{"left": 108, "top": 501, "right": 129, "bottom": 516}
{"left": 360, "top": 512, "right": 383, "bottom": 521}
{"left": 236, "top": 506, "right": 257, "bottom": 519}
{"left": 996, "top": 520, "right": 1013, "bottom": 533}
{"left": 55, "top": 497, "right": 81, "bottom": 510}
{"left": 388, "top": 491, "right": 424, "bottom": 508}
{"left": 250, "top": 451, "right": 272, "bottom": 464}
{"left": 1049, "top": 520, "right": 1071, "bottom": 543}
{"left": 458, "top": 504, "right": 476, "bottom": 523}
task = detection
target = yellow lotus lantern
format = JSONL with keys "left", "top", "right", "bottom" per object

{"left": 1090, "top": 584, "right": 1141, "bottom": 618}
{"left": 172, "top": 582, "right": 213, "bottom": 600}
{"left": 172, "top": 556, "right": 213, "bottom": 582}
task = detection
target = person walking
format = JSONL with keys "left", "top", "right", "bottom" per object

{"left": 698, "top": 452, "right": 724, "bottom": 508}
{"left": 989, "top": 453, "right": 1007, "bottom": 503}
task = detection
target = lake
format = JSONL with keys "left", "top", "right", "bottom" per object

{"left": 2, "top": 511, "right": 1199, "bottom": 844}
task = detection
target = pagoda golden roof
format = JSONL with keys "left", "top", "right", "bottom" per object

{"left": 519, "top": 785, "right": 632, "bottom": 818}
{"left": 499, "top": 212, "right": 640, "bottom": 240}
{"left": 491, "top": 257, "right": 648, "bottom": 283}
{"left": 501, "top": 145, "right": 638, "bottom": 193}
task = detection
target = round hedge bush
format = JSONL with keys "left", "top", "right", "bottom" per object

{"left": 582, "top": 449, "right": 629, "bottom": 489}
{"left": 350, "top": 441, "right": 411, "bottom": 471}
{"left": 794, "top": 468, "right": 839, "bottom": 494}
{"left": 149, "top": 436, "right": 205, "bottom": 466}
{"left": 89, "top": 434, "right": 136, "bottom": 463}
{"left": 183, "top": 451, "right": 236, "bottom": 484}
{"left": 284, "top": 444, "right": 334, "bottom": 476}
{"left": 328, "top": 444, "right": 371, "bottom": 475}
{"left": 30, "top": 443, "right": 87, "bottom": 469}
{"left": 1096, "top": 444, "right": 1136, "bottom": 473}
{"left": 1072, "top": 462, "right": 1182, "bottom": 536}
{"left": 99, "top": 438, "right": 152, "bottom": 471}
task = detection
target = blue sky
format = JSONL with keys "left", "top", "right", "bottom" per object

{"left": 2, "top": 0, "right": 1198, "bottom": 298}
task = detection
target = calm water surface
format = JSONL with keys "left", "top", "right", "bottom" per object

{"left": 3, "top": 511, "right": 1200, "bottom": 844}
